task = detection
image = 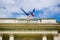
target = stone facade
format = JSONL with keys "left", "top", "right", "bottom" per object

{"left": 0, "top": 18, "right": 60, "bottom": 40}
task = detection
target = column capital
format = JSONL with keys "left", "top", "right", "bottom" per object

{"left": 42, "top": 34, "right": 47, "bottom": 36}
{"left": 53, "top": 34, "right": 58, "bottom": 37}
{"left": 9, "top": 34, "right": 14, "bottom": 36}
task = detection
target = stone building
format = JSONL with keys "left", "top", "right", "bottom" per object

{"left": 0, "top": 18, "right": 60, "bottom": 40}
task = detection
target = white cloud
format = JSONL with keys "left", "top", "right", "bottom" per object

{"left": 1, "top": 0, "right": 15, "bottom": 5}
{"left": 39, "top": 5, "right": 60, "bottom": 18}
{"left": 0, "top": 0, "right": 60, "bottom": 18}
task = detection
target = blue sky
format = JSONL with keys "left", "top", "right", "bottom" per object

{"left": 0, "top": 0, "right": 60, "bottom": 22}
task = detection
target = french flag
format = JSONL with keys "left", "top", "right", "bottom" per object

{"left": 28, "top": 13, "right": 34, "bottom": 19}
{"left": 31, "top": 13, "right": 34, "bottom": 16}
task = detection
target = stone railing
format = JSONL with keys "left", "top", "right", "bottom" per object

{"left": 0, "top": 19, "right": 56, "bottom": 23}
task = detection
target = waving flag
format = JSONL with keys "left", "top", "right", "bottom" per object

{"left": 20, "top": 8, "right": 35, "bottom": 19}
{"left": 20, "top": 8, "right": 29, "bottom": 16}
{"left": 31, "top": 8, "right": 35, "bottom": 16}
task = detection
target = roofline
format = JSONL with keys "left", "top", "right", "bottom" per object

{"left": 0, "top": 18, "right": 60, "bottom": 23}
{"left": 0, "top": 18, "right": 56, "bottom": 20}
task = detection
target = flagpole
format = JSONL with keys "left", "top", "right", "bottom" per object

{"left": 27, "top": 16, "right": 29, "bottom": 23}
{"left": 27, "top": 15, "right": 33, "bottom": 23}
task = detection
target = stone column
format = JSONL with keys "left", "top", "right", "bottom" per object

{"left": 9, "top": 34, "right": 14, "bottom": 40}
{"left": 53, "top": 35, "right": 58, "bottom": 40}
{"left": 42, "top": 35, "right": 47, "bottom": 40}
{"left": 58, "top": 34, "right": 60, "bottom": 40}
{"left": 0, "top": 35, "right": 2, "bottom": 40}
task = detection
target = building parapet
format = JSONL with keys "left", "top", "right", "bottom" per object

{"left": 0, "top": 18, "right": 57, "bottom": 24}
